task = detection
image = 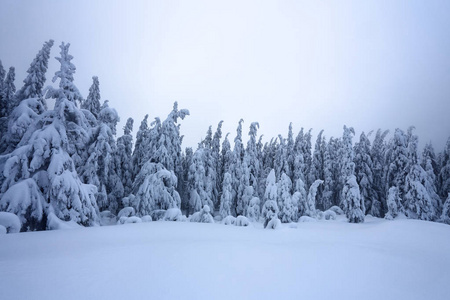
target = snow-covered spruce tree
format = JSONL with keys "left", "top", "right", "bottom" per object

{"left": 385, "top": 186, "right": 402, "bottom": 220}
{"left": 309, "top": 130, "right": 325, "bottom": 200}
{"left": 115, "top": 118, "right": 134, "bottom": 196}
{"left": 46, "top": 43, "right": 84, "bottom": 107}
{"left": 2, "top": 67, "right": 17, "bottom": 118}
{"left": 440, "top": 193, "right": 450, "bottom": 224}
{"left": 386, "top": 129, "right": 409, "bottom": 203}
{"left": 439, "top": 137, "right": 450, "bottom": 198}
{"left": 0, "top": 43, "right": 99, "bottom": 228}
{"left": 370, "top": 129, "right": 389, "bottom": 216}
{"left": 340, "top": 125, "right": 359, "bottom": 214}
{"left": 81, "top": 76, "right": 101, "bottom": 117}
{"left": 180, "top": 147, "right": 193, "bottom": 210}
{"left": 403, "top": 127, "right": 439, "bottom": 221}
{"left": 16, "top": 39, "right": 54, "bottom": 107}
{"left": 247, "top": 196, "right": 261, "bottom": 222}
{"left": 286, "top": 123, "right": 295, "bottom": 181}
{"left": 278, "top": 173, "right": 297, "bottom": 223}
{"left": 212, "top": 121, "right": 223, "bottom": 202}
{"left": 230, "top": 119, "right": 245, "bottom": 213}
{"left": 0, "top": 60, "right": 5, "bottom": 92}
{"left": 354, "top": 132, "right": 379, "bottom": 216}
{"left": 132, "top": 161, "right": 180, "bottom": 216}
{"left": 245, "top": 122, "right": 260, "bottom": 197}
{"left": 293, "top": 177, "right": 307, "bottom": 217}
{"left": 261, "top": 169, "right": 279, "bottom": 227}
{"left": 321, "top": 137, "right": 334, "bottom": 211}
{"left": 293, "top": 128, "right": 307, "bottom": 188}
{"left": 300, "top": 179, "right": 322, "bottom": 218}
{"left": 188, "top": 148, "right": 213, "bottom": 213}
{"left": 131, "top": 114, "right": 149, "bottom": 180}
{"left": 201, "top": 126, "right": 218, "bottom": 208}
{"left": 236, "top": 160, "right": 252, "bottom": 216}
{"left": 219, "top": 172, "right": 233, "bottom": 218}
{"left": 275, "top": 135, "right": 290, "bottom": 180}
{"left": 221, "top": 133, "right": 233, "bottom": 178}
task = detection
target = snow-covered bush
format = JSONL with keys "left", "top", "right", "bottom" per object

{"left": 163, "top": 208, "right": 183, "bottom": 221}
{"left": 118, "top": 207, "right": 135, "bottom": 218}
{"left": 0, "top": 225, "right": 6, "bottom": 234}
{"left": 0, "top": 212, "right": 21, "bottom": 233}
{"left": 385, "top": 186, "right": 402, "bottom": 220}
{"left": 190, "top": 205, "right": 214, "bottom": 223}
{"left": 47, "top": 212, "right": 81, "bottom": 230}
{"left": 0, "top": 178, "right": 45, "bottom": 231}
{"left": 246, "top": 197, "right": 260, "bottom": 222}
{"left": 222, "top": 215, "right": 236, "bottom": 225}
{"left": 235, "top": 215, "right": 250, "bottom": 227}
{"left": 125, "top": 216, "right": 142, "bottom": 224}
{"left": 141, "top": 215, "right": 153, "bottom": 222}
{"left": 266, "top": 216, "right": 281, "bottom": 229}
{"left": 328, "top": 206, "right": 344, "bottom": 215}
{"left": 150, "top": 210, "right": 167, "bottom": 221}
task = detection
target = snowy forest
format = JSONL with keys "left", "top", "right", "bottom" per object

{"left": 1, "top": 40, "right": 450, "bottom": 233}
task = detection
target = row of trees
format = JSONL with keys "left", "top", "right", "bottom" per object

{"left": 0, "top": 40, "right": 450, "bottom": 231}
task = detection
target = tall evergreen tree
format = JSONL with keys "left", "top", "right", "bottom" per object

{"left": 2, "top": 67, "right": 16, "bottom": 116}
{"left": 16, "top": 40, "right": 54, "bottom": 106}
{"left": 371, "top": 129, "right": 389, "bottom": 216}
{"left": 115, "top": 118, "right": 134, "bottom": 197}
{"left": 439, "top": 137, "right": 450, "bottom": 198}
{"left": 81, "top": 76, "right": 101, "bottom": 117}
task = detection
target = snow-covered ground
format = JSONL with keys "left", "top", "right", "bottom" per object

{"left": 1, "top": 216, "right": 449, "bottom": 300}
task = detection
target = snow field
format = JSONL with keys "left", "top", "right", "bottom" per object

{"left": 1, "top": 216, "right": 449, "bottom": 300}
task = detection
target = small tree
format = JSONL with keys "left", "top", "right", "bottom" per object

{"left": 342, "top": 175, "right": 365, "bottom": 223}
{"left": 219, "top": 172, "right": 233, "bottom": 218}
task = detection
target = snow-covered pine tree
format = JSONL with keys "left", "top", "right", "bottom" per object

{"left": 386, "top": 129, "right": 409, "bottom": 203}
{"left": 2, "top": 67, "right": 16, "bottom": 116}
{"left": 309, "top": 130, "right": 325, "bottom": 199}
{"left": 342, "top": 175, "right": 365, "bottom": 223}
{"left": 261, "top": 169, "right": 279, "bottom": 227}
{"left": 81, "top": 76, "right": 101, "bottom": 118}
{"left": 115, "top": 118, "right": 134, "bottom": 197}
{"left": 16, "top": 39, "right": 54, "bottom": 107}
{"left": 219, "top": 172, "right": 233, "bottom": 218}
{"left": 321, "top": 138, "right": 334, "bottom": 211}
{"left": 132, "top": 161, "right": 181, "bottom": 216}
{"left": 403, "top": 127, "right": 439, "bottom": 221}
{"left": 236, "top": 160, "right": 252, "bottom": 216}
{"left": 230, "top": 119, "right": 244, "bottom": 214}
{"left": 278, "top": 173, "right": 296, "bottom": 222}
{"left": 293, "top": 128, "right": 306, "bottom": 186}
{"left": 0, "top": 43, "right": 99, "bottom": 228}
{"left": 46, "top": 43, "right": 83, "bottom": 107}
{"left": 439, "top": 137, "right": 450, "bottom": 199}
{"left": 354, "top": 132, "right": 379, "bottom": 216}
{"left": 132, "top": 114, "right": 149, "bottom": 179}
{"left": 245, "top": 122, "right": 260, "bottom": 197}
{"left": 371, "top": 129, "right": 389, "bottom": 216}
{"left": 340, "top": 125, "right": 359, "bottom": 216}
{"left": 212, "top": 121, "right": 223, "bottom": 202}
{"left": 440, "top": 193, "right": 450, "bottom": 224}
{"left": 286, "top": 123, "right": 295, "bottom": 181}
{"left": 180, "top": 147, "right": 193, "bottom": 210}
{"left": 188, "top": 148, "right": 213, "bottom": 213}
{"left": 201, "top": 126, "right": 218, "bottom": 209}
{"left": 293, "top": 177, "right": 308, "bottom": 217}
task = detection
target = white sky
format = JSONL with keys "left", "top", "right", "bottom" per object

{"left": 1, "top": 0, "right": 450, "bottom": 151}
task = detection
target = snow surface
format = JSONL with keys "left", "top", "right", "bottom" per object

{"left": 0, "top": 216, "right": 449, "bottom": 300}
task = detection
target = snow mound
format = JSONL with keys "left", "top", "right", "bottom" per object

{"left": 117, "top": 216, "right": 142, "bottom": 225}
{"left": 222, "top": 215, "right": 236, "bottom": 225}
{"left": 0, "top": 225, "right": 7, "bottom": 234}
{"left": 322, "top": 210, "right": 337, "bottom": 220}
{"left": 100, "top": 211, "right": 117, "bottom": 226}
{"left": 328, "top": 206, "right": 344, "bottom": 215}
{"left": 163, "top": 208, "right": 183, "bottom": 221}
{"left": 118, "top": 207, "right": 135, "bottom": 218}
{"left": 0, "top": 212, "right": 22, "bottom": 233}
{"left": 299, "top": 216, "right": 317, "bottom": 223}
{"left": 266, "top": 217, "right": 281, "bottom": 229}
{"left": 235, "top": 216, "right": 250, "bottom": 227}
{"left": 47, "top": 212, "right": 81, "bottom": 231}
{"left": 190, "top": 206, "right": 214, "bottom": 223}
{"left": 141, "top": 215, "right": 153, "bottom": 222}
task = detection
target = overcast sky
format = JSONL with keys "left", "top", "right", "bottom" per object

{"left": 1, "top": 0, "right": 450, "bottom": 151}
